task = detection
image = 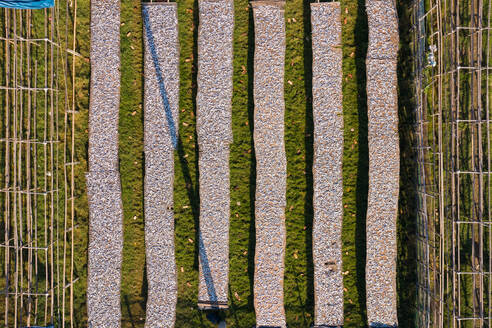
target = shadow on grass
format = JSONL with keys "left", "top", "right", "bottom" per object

{"left": 355, "top": 0, "right": 368, "bottom": 325}
{"left": 174, "top": 0, "right": 208, "bottom": 326}
{"left": 396, "top": 0, "right": 417, "bottom": 326}
{"left": 173, "top": 0, "right": 202, "bottom": 325}
{"left": 302, "top": 0, "right": 315, "bottom": 320}
{"left": 123, "top": 294, "right": 137, "bottom": 328}
{"left": 191, "top": 0, "right": 201, "bottom": 273}
{"left": 246, "top": 6, "right": 257, "bottom": 315}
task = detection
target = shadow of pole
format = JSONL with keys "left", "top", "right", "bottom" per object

{"left": 198, "top": 231, "right": 218, "bottom": 302}
{"left": 190, "top": 0, "right": 220, "bottom": 308}
{"left": 142, "top": 5, "right": 178, "bottom": 149}
{"left": 123, "top": 294, "right": 137, "bottom": 328}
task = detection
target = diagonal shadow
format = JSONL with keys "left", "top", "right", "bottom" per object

{"left": 142, "top": 0, "right": 218, "bottom": 314}
{"left": 142, "top": 4, "right": 178, "bottom": 149}
{"left": 198, "top": 231, "right": 218, "bottom": 303}
{"left": 192, "top": 0, "right": 218, "bottom": 307}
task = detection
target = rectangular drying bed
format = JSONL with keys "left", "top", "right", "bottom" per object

{"left": 87, "top": 1, "right": 123, "bottom": 327}
{"left": 142, "top": 3, "right": 180, "bottom": 326}
{"left": 196, "top": 0, "right": 234, "bottom": 310}
{"left": 311, "top": 2, "right": 344, "bottom": 326}
{"left": 365, "top": 0, "right": 400, "bottom": 326}
{"left": 251, "top": 1, "right": 287, "bottom": 326}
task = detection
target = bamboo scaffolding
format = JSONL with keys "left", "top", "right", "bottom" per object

{"left": 0, "top": 1, "right": 78, "bottom": 326}
{"left": 414, "top": 0, "right": 492, "bottom": 326}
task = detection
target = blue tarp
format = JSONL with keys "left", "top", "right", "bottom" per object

{"left": 0, "top": 0, "right": 54, "bottom": 9}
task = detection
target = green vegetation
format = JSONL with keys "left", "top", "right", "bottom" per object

{"left": 69, "top": 0, "right": 417, "bottom": 327}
